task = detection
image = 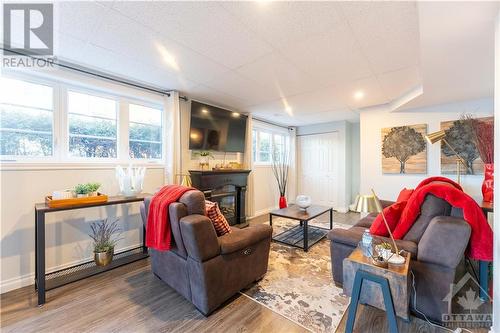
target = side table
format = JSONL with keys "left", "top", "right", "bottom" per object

{"left": 343, "top": 248, "right": 411, "bottom": 333}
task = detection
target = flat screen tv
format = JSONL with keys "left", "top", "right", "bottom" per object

{"left": 189, "top": 101, "right": 247, "bottom": 153}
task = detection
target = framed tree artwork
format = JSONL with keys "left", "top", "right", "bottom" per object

{"left": 440, "top": 117, "right": 493, "bottom": 175}
{"left": 381, "top": 124, "right": 427, "bottom": 174}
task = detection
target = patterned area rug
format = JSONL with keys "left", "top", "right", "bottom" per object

{"left": 242, "top": 217, "right": 351, "bottom": 333}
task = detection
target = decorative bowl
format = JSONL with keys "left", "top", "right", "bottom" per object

{"left": 296, "top": 195, "right": 312, "bottom": 210}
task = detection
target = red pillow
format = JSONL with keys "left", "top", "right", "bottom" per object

{"left": 369, "top": 201, "right": 407, "bottom": 237}
{"left": 205, "top": 200, "right": 231, "bottom": 236}
{"left": 396, "top": 188, "right": 414, "bottom": 202}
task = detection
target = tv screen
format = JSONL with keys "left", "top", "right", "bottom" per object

{"left": 189, "top": 101, "right": 247, "bottom": 152}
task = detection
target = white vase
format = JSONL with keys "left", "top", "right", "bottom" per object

{"left": 296, "top": 195, "right": 312, "bottom": 210}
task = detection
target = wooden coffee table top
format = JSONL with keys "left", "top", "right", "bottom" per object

{"left": 269, "top": 205, "right": 332, "bottom": 221}
{"left": 347, "top": 248, "right": 411, "bottom": 277}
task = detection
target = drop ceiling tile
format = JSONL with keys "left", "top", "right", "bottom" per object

{"left": 221, "top": 2, "right": 343, "bottom": 48}
{"left": 54, "top": 1, "right": 110, "bottom": 42}
{"left": 277, "top": 24, "right": 373, "bottom": 86}
{"left": 203, "top": 71, "right": 279, "bottom": 106}
{"left": 344, "top": 2, "right": 420, "bottom": 74}
{"left": 377, "top": 66, "right": 421, "bottom": 100}
{"left": 235, "top": 53, "right": 316, "bottom": 97}
{"left": 113, "top": 2, "right": 272, "bottom": 69}
{"left": 188, "top": 84, "right": 248, "bottom": 111}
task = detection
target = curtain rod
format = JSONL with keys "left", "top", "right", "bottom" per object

{"left": 253, "top": 117, "right": 292, "bottom": 130}
{"left": 1, "top": 47, "right": 171, "bottom": 97}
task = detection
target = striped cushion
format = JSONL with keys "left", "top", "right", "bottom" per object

{"left": 205, "top": 200, "right": 231, "bottom": 236}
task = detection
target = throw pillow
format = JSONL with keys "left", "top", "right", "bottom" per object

{"left": 397, "top": 188, "right": 414, "bottom": 202}
{"left": 369, "top": 200, "right": 407, "bottom": 237}
{"left": 205, "top": 200, "right": 231, "bottom": 236}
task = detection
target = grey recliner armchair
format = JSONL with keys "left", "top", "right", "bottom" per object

{"left": 140, "top": 189, "right": 272, "bottom": 315}
{"left": 328, "top": 194, "right": 472, "bottom": 322}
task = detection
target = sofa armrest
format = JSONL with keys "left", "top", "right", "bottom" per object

{"left": 219, "top": 224, "right": 272, "bottom": 255}
{"left": 418, "top": 216, "right": 471, "bottom": 268}
{"left": 180, "top": 214, "right": 220, "bottom": 262}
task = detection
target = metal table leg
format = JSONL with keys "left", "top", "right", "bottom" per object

{"left": 269, "top": 214, "right": 273, "bottom": 227}
{"left": 35, "top": 210, "right": 46, "bottom": 305}
{"left": 303, "top": 220, "right": 308, "bottom": 251}
{"left": 329, "top": 208, "right": 333, "bottom": 229}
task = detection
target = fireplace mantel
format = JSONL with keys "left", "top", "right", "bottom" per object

{"left": 189, "top": 170, "right": 251, "bottom": 228}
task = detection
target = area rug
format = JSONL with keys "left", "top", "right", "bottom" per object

{"left": 242, "top": 217, "right": 351, "bottom": 333}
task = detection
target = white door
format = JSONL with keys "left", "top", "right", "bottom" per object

{"left": 298, "top": 132, "right": 339, "bottom": 208}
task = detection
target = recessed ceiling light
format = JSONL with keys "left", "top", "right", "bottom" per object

{"left": 353, "top": 90, "right": 365, "bottom": 100}
{"left": 232, "top": 112, "right": 240, "bottom": 118}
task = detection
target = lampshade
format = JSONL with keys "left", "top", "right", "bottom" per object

{"left": 353, "top": 195, "right": 381, "bottom": 213}
{"left": 425, "top": 130, "right": 446, "bottom": 144}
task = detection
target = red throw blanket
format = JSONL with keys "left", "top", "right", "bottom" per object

{"left": 145, "top": 185, "right": 193, "bottom": 251}
{"left": 390, "top": 177, "right": 493, "bottom": 261}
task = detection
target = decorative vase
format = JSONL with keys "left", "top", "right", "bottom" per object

{"left": 279, "top": 196, "right": 287, "bottom": 209}
{"left": 482, "top": 163, "right": 494, "bottom": 203}
{"left": 94, "top": 248, "right": 114, "bottom": 266}
{"left": 296, "top": 195, "right": 311, "bottom": 210}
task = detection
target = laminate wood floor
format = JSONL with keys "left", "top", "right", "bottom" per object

{"left": 0, "top": 259, "right": 307, "bottom": 333}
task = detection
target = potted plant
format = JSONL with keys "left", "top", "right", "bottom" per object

{"left": 87, "top": 182, "right": 101, "bottom": 196}
{"left": 74, "top": 183, "right": 91, "bottom": 198}
{"left": 194, "top": 150, "right": 214, "bottom": 170}
{"left": 88, "top": 218, "right": 122, "bottom": 267}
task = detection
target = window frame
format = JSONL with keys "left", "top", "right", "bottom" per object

{"left": 125, "top": 99, "right": 165, "bottom": 161}
{"left": 252, "top": 127, "right": 290, "bottom": 166}
{"left": 0, "top": 73, "right": 166, "bottom": 168}
{"left": 0, "top": 74, "right": 58, "bottom": 162}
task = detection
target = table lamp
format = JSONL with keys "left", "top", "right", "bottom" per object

{"left": 353, "top": 190, "right": 405, "bottom": 265}
{"left": 425, "top": 130, "right": 468, "bottom": 184}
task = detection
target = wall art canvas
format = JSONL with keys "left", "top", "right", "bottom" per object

{"left": 381, "top": 124, "right": 427, "bottom": 174}
{"left": 440, "top": 117, "right": 493, "bottom": 175}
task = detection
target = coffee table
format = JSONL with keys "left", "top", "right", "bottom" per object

{"left": 269, "top": 205, "right": 333, "bottom": 251}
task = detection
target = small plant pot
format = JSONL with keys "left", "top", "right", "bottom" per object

{"left": 77, "top": 193, "right": 89, "bottom": 198}
{"left": 94, "top": 248, "right": 114, "bottom": 266}
{"left": 90, "top": 191, "right": 98, "bottom": 197}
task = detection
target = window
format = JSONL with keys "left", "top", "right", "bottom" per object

{"left": 252, "top": 128, "right": 288, "bottom": 164}
{"left": 129, "top": 103, "right": 162, "bottom": 159}
{"left": 1, "top": 75, "right": 165, "bottom": 164}
{"left": 0, "top": 77, "right": 54, "bottom": 157}
{"left": 67, "top": 91, "right": 117, "bottom": 158}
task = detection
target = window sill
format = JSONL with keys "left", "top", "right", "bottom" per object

{"left": 0, "top": 161, "right": 166, "bottom": 171}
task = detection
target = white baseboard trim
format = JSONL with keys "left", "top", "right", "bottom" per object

{"left": 0, "top": 243, "right": 142, "bottom": 294}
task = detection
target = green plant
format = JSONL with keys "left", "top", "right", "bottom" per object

{"left": 75, "top": 183, "right": 91, "bottom": 195}
{"left": 87, "top": 182, "right": 101, "bottom": 193}
{"left": 88, "top": 218, "right": 122, "bottom": 253}
{"left": 194, "top": 150, "right": 214, "bottom": 159}
{"left": 380, "top": 241, "right": 392, "bottom": 250}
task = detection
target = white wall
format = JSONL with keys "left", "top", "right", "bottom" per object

{"left": 350, "top": 122, "right": 360, "bottom": 203}
{"left": 359, "top": 98, "right": 494, "bottom": 201}
{"left": 0, "top": 167, "right": 164, "bottom": 293}
{"left": 296, "top": 120, "right": 354, "bottom": 212}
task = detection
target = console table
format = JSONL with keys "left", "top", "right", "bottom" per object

{"left": 34, "top": 194, "right": 150, "bottom": 305}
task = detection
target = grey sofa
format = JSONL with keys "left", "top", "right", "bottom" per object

{"left": 140, "top": 190, "right": 272, "bottom": 315}
{"left": 328, "top": 194, "right": 471, "bottom": 322}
